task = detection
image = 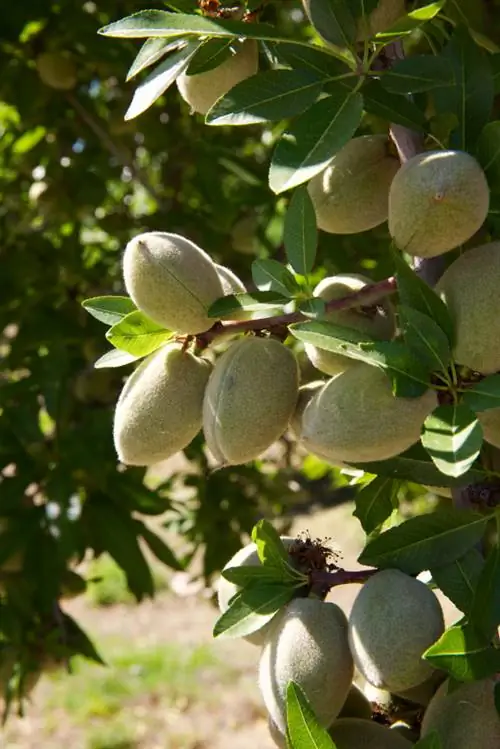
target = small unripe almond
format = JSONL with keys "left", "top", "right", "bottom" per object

{"left": 214, "top": 264, "right": 253, "bottom": 322}
{"left": 308, "top": 136, "right": 400, "bottom": 235}
{"left": 36, "top": 52, "right": 77, "bottom": 90}
{"left": 389, "top": 150, "right": 489, "bottom": 258}
{"left": 113, "top": 342, "right": 211, "bottom": 466}
{"left": 289, "top": 381, "right": 325, "bottom": 440}
{"left": 303, "top": 274, "right": 395, "bottom": 376}
{"left": 176, "top": 40, "right": 259, "bottom": 116}
{"left": 328, "top": 718, "right": 413, "bottom": 748}
{"left": 203, "top": 337, "right": 299, "bottom": 465}
{"left": 123, "top": 232, "right": 224, "bottom": 335}
{"left": 348, "top": 569, "right": 444, "bottom": 692}
{"left": 259, "top": 598, "right": 353, "bottom": 734}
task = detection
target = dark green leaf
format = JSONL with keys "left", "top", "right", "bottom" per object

{"left": 125, "top": 40, "right": 202, "bottom": 120}
{"left": 252, "top": 519, "right": 289, "bottom": 568}
{"left": 252, "top": 259, "right": 300, "bottom": 297}
{"left": 283, "top": 186, "right": 317, "bottom": 276}
{"left": 381, "top": 55, "right": 453, "bottom": 94}
{"left": 358, "top": 508, "right": 488, "bottom": 574}
{"left": 213, "top": 582, "right": 294, "bottom": 639}
{"left": 492, "top": 55, "right": 500, "bottom": 94}
{"left": 476, "top": 121, "right": 500, "bottom": 189}
{"left": 298, "top": 298, "right": 326, "bottom": 318}
{"left": 399, "top": 305, "right": 451, "bottom": 375}
{"left": 437, "top": 26, "right": 494, "bottom": 150}
{"left": 127, "top": 38, "right": 185, "bottom": 80}
{"left": 353, "top": 477, "right": 399, "bottom": 535}
{"left": 363, "top": 80, "right": 426, "bottom": 132}
{"left": 82, "top": 296, "right": 137, "bottom": 326}
{"left": 431, "top": 548, "right": 484, "bottom": 615}
{"left": 462, "top": 374, "right": 500, "bottom": 413}
{"left": 206, "top": 69, "right": 323, "bottom": 126}
{"left": 61, "top": 612, "right": 106, "bottom": 665}
{"left": 273, "top": 42, "right": 353, "bottom": 78}
{"left": 413, "top": 732, "right": 443, "bottom": 749}
{"left": 470, "top": 545, "right": 500, "bottom": 640}
{"left": 286, "top": 682, "right": 336, "bottom": 749}
{"left": 289, "top": 320, "right": 431, "bottom": 397}
{"left": 105, "top": 310, "right": 173, "bottom": 356}
{"left": 423, "top": 622, "right": 500, "bottom": 681}
{"left": 375, "top": 1, "right": 447, "bottom": 40}
{"left": 269, "top": 90, "right": 363, "bottom": 194}
{"left": 207, "top": 291, "right": 289, "bottom": 318}
{"left": 393, "top": 253, "right": 454, "bottom": 344}
{"left": 306, "top": 0, "right": 356, "bottom": 50}
{"left": 138, "top": 523, "right": 183, "bottom": 572}
{"left": 94, "top": 349, "right": 143, "bottom": 369}
{"left": 186, "top": 38, "right": 233, "bottom": 75}
{"left": 421, "top": 404, "right": 484, "bottom": 478}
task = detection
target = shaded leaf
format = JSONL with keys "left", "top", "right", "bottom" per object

{"left": 138, "top": 523, "right": 183, "bottom": 572}
{"left": 283, "top": 186, "right": 317, "bottom": 276}
{"left": 207, "top": 291, "right": 289, "bottom": 318}
{"left": 423, "top": 622, "right": 500, "bottom": 681}
{"left": 127, "top": 38, "right": 185, "bottom": 80}
{"left": 353, "top": 477, "right": 399, "bottom": 535}
{"left": 273, "top": 42, "right": 353, "bottom": 78}
{"left": 399, "top": 305, "right": 451, "bottom": 375}
{"left": 469, "top": 545, "right": 500, "bottom": 640}
{"left": 186, "top": 37, "right": 233, "bottom": 75}
{"left": 105, "top": 310, "right": 173, "bottom": 356}
{"left": 421, "top": 404, "right": 484, "bottom": 478}
{"left": 462, "top": 374, "right": 500, "bottom": 413}
{"left": 269, "top": 90, "right": 363, "bottom": 194}
{"left": 306, "top": 0, "right": 356, "bottom": 50}
{"left": 252, "top": 259, "right": 300, "bottom": 297}
{"left": 431, "top": 548, "right": 484, "bottom": 615}
{"left": 298, "top": 298, "right": 326, "bottom": 318}
{"left": 413, "top": 732, "right": 443, "bottom": 749}
{"left": 358, "top": 508, "right": 488, "bottom": 574}
{"left": 476, "top": 121, "right": 500, "bottom": 189}
{"left": 125, "top": 41, "right": 202, "bottom": 120}
{"left": 286, "top": 682, "right": 336, "bottom": 749}
{"left": 82, "top": 296, "right": 137, "bottom": 326}
{"left": 381, "top": 55, "right": 453, "bottom": 94}
{"left": 363, "top": 80, "right": 426, "bottom": 131}
{"left": 207, "top": 69, "right": 323, "bottom": 126}
{"left": 61, "top": 612, "right": 106, "bottom": 665}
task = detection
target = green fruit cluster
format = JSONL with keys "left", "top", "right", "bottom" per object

{"left": 176, "top": 40, "right": 259, "bottom": 115}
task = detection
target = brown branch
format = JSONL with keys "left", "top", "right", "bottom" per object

{"left": 309, "top": 567, "right": 378, "bottom": 597}
{"left": 197, "top": 276, "right": 398, "bottom": 346}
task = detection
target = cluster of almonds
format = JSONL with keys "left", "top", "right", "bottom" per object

{"left": 216, "top": 537, "right": 500, "bottom": 749}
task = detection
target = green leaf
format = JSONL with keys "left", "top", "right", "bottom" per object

{"left": 306, "top": 0, "right": 356, "bottom": 50}
{"left": 492, "top": 55, "right": 500, "bottom": 94}
{"left": 252, "top": 519, "right": 289, "bottom": 568}
{"left": 431, "top": 548, "right": 484, "bottom": 615}
{"left": 462, "top": 374, "right": 500, "bottom": 413}
{"left": 127, "top": 38, "right": 185, "bottom": 80}
{"left": 362, "top": 80, "right": 426, "bottom": 131}
{"left": 381, "top": 55, "right": 453, "bottom": 94}
{"left": 94, "top": 349, "right": 143, "bottom": 369}
{"left": 206, "top": 69, "right": 323, "bottom": 126}
{"left": 207, "top": 291, "right": 289, "bottom": 318}
{"left": 289, "top": 321, "right": 431, "bottom": 397}
{"left": 273, "top": 42, "right": 353, "bottom": 77}
{"left": 423, "top": 622, "right": 500, "bottom": 681}
{"left": 61, "top": 612, "right": 106, "bottom": 665}
{"left": 421, "top": 404, "right": 484, "bottom": 478}
{"left": 269, "top": 90, "right": 363, "bottom": 194}
{"left": 82, "top": 296, "right": 137, "bottom": 326}
{"left": 353, "top": 477, "right": 399, "bottom": 535}
{"left": 469, "top": 544, "right": 500, "bottom": 640}
{"left": 105, "top": 311, "right": 173, "bottom": 356}
{"left": 375, "top": 1, "right": 447, "bottom": 40}
{"left": 125, "top": 40, "right": 202, "bottom": 120}
{"left": 283, "top": 186, "right": 317, "bottom": 276}
{"left": 413, "top": 732, "right": 443, "bottom": 749}
{"left": 298, "top": 298, "right": 326, "bottom": 318}
{"left": 437, "top": 26, "right": 494, "bottom": 151}
{"left": 358, "top": 508, "right": 489, "bottom": 574}
{"left": 186, "top": 38, "right": 233, "bottom": 75}
{"left": 252, "top": 259, "right": 300, "bottom": 297}
{"left": 354, "top": 442, "right": 492, "bottom": 487}
{"left": 213, "top": 582, "right": 294, "bottom": 639}
{"left": 286, "top": 682, "right": 336, "bottom": 749}
{"left": 476, "top": 121, "right": 500, "bottom": 189}
{"left": 137, "top": 523, "right": 183, "bottom": 572}
{"left": 398, "top": 305, "right": 451, "bottom": 375}
{"left": 393, "top": 253, "right": 454, "bottom": 344}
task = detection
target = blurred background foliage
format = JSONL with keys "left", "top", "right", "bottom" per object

{"left": 3, "top": 0, "right": 499, "bottom": 701}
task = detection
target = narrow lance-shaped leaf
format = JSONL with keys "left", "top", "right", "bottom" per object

{"left": 252, "top": 258, "right": 301, "bottom": 297}
{"left": 252, "top": 519, "right": 289, "bottom": 568}
{"left": 94, "top": 349, "right": 143, "bottom": 369}
{"left": 362, "top": 80, "right": 426, "bottom": 132}
{"left": 222, "top": 564, "right": 306, "bottom": 586}
{"left": 353, "top": 477, "right": 399, "bottom": 535}
{"left": 469, "top": 544, "right": 500, "bottom": 640}
{"left": 213, "top": 581, "right": 296, "bottom": 639}
{"left": 127, "top": 38, "right": 186, "bottom": 80}
{"left": 283, "top": 185, "right": 317, "bottom": 276}
{"left": 381, "top": 55, "right": 454, "bottom": 94}
{"left": 273, "top": 42, "right": 354, "bottom": 78}
{"left": 398, "top": 305, "right": 451, "bottom": 375}
{"left": 358, "top": 508, "right": 488, "bottom": 574}
{"left": 82, "top": 296, "right": 137, "bottom": 326}
{"left": 207, "top": 291, "right": 289, "bottom": 319}
{"left": 269, "top": 89, "right": 363, "bottom": 194}
{"left": 375, "top": 1, "right": 447, "bottom": 40}
{"left": 421, "top": 404, "right": 484, "bottom": 478}
{"left": 286, "top": 682, "right": 337, "bottom": 749}
{"left": 430, "top": 547, "right": 484, "bottom": 615}
{"left": 306, "top": 0, "right": 356, "bottom": 50}
{"left": 462, "top": 374, "right": 500, "bottom": 412}
{"left": 206, "top": 69, "right": 324, "bottom": 127}
{"left": 186, "top": 38, "right": 233, "bottom": 75}
{"left": 105, "top": 310, "right": 173, "bottom": 357}
{"left": 125, "top": 40, "right": 202, "bottom": 120}
{"left": 423, "top": 621, "right": 500, "bottom": 682}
